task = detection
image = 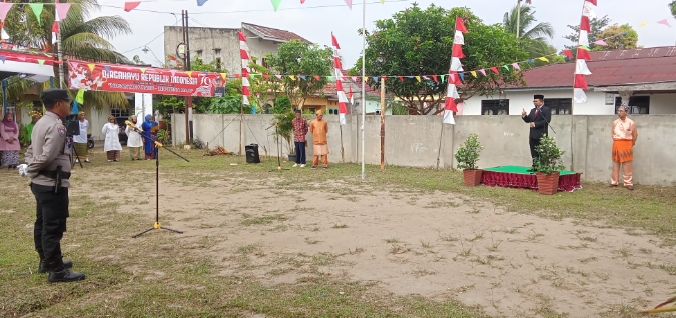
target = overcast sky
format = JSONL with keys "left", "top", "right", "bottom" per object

{"left": 94, "top": 0, "right": 676, "bottom": 68}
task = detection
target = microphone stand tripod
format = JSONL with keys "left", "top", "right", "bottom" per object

{"left": 128, "top": 123, "right": 191, "bottom": 238}
{"left": 266, "top": 122, "right": 289, "bottom": 172}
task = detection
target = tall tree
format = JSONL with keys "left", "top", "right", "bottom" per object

{"left": 354, "top": 4, "right": 528, "bottom": 115}
{"left": 593, "top": 24, "right": 639, "bottom": 51}
{"left": 671, "top": 1, "right": 676, "bottom": 17}
{"left": 3, "top": 0, "right": 132, "bottom": 109}
{"left": 265, "top": 40, "right": 333, "bottom": 108}
{"left": 503, "top": 5, "right": 555, "bottom": 58}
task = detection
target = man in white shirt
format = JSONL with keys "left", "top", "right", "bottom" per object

{"left": 72, "top": 111, "right": 90, "bottom": 163}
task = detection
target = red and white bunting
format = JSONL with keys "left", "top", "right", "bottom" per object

{"left": 331, "top": 33, "right": 349, "bottom": 125}
{"left": 574, "top": 0, "right": 597, "bottom": 104}
{"left": 444, "top": 17, "right": 467, "bottom": 125}
{"left": 238, "top": 30, "right": 250, "bottom": 106}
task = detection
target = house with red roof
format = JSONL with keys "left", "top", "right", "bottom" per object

{"left": 462, "top": 47, "right": 676, "bottom": 116}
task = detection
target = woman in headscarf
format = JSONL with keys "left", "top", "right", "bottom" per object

{"left": 0, "top": 112, "right": 20, "bottom": 169}
{"left": 141, "top": 114, "right": 158, "bottom": 160}
{"left": 101, "top": 115, "right": 122, "bottom": 162}
{"left": 72, "top": 111, "right": 90, "bottom": 163}
{"left": 125, "top": 116, "right": 143, "bottom": 160}
{"left": 21, "top": 110, "right": 41, "bottom": 145}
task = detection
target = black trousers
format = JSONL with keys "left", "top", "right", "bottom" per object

{"left": 529, "top": 138, "right": 541, "bottom": 167}
{"left": 294, "top": 141, "right": 306, "bottom": 164}
{"left": 31, "top": 183, "right": 69, "bottom": 263}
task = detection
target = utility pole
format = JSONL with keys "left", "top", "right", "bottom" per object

{"left": 182, "top": 10, "right": 193, "bottom": 147}
{"left": 380, "top": 77, "right": 385, "bottom": 170}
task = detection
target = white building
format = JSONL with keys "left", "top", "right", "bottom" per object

{"left": 463, "top": 46, "right": 676, "bottom": 115}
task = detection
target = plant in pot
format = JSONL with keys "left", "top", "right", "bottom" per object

{"left": 455, "top": 134, "right": 484, "bottom": 186}
{"left": 533, "top": 136, "right": 566, "bottom": 195}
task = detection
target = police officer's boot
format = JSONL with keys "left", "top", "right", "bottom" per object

{"left": 46, "top": 259, "right": 86, "bottom": 283}
{"left": 38, "top": 258, "right": 73, "bottom": 274}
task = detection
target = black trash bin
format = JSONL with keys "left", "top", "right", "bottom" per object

{"left": 245, "top": 144, "right": 260, "bottom": 163}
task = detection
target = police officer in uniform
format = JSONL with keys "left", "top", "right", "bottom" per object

{"left": 23, "top": 89, "right": 86, "bottom": 283}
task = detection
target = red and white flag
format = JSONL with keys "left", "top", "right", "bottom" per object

{"left": 331, "top": 33, "right": 349, "bottom": 125}
{"left": 574, "top": 0, "right": 597, "bottom": 104}
{"left": 443, "top": 17, "right": 467, "bottom": 125}
{"left": 238, "top": 31, "right": 250, "bottom": 106}
{"left": 349, "top": 85, "right": 354, "bottom": 105}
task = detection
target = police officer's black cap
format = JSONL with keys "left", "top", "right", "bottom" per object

{"left": 41, "top": 89, "right": 73, "bottom": 102}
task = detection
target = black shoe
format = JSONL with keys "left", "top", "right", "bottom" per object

{"left": 48, "top": 269, "right": 86, "bottom": 283}
{"left": 39, "top": 259, "right": 73, "bottom": 273}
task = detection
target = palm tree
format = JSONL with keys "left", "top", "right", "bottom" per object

{"left": 503, "top": 4, "right": 554, "bottom": 58}
{"left": 3, "top": 0, "right": 132, "bottom": 109}
{"left": 670, "top": 1, "right": 676, "bottom": 17}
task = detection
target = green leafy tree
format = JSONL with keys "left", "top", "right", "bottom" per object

{"left": 2, "top": 0, "right": 132, "bottom": 109}
{"left": 207, "top": 95, "right": 248, "bottom": 114}
{"left": 248, "top": 60, "right": 281, "bottom": 113}
{"left": 593, "top": 24, "right": 639, "bottom": 51}
{"left": 563, "top": 15, "right": 610, "bottom": 58}
{"left": 354, "top": 5, "right": 528, "bottom": 115}
{"left": 455, "top": 134, "right": 483, "bottom": 170}
{"left": 671, "top": 1, "right": 676, "bottom": 16}
{"left": 503, "top": 5, "right": 554, "bottom": 59}
{"left": 265, "top": 40, "right": 333, "bottom": 108}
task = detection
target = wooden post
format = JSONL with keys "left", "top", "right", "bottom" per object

{"left": 340, "top": 126, "right": 345, "bottom": 163}
{"left": 380, "top": 77, "right": 386, "bottom": 170}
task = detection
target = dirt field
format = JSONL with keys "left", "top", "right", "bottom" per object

{"left": 3, "top": 150, "right": 676, "bottom": 317}
{"left": 96, "top": 169, "right": 673, "bottom": 317}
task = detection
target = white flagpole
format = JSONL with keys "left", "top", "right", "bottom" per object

{"left": 361, "top": 0, "right": 366, "bottom": 179}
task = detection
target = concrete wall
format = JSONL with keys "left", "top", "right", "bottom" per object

{"left": 172, "top": 114, "right": 676, "bottom": 185}
{"left": 464, "top": 90, "right": 676, "bottom": 115}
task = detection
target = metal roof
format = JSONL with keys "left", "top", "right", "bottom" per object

{"left": 241, "top": 23, "right": 311, "bottom": 44}
{"left": 512, "top": 46, "right": 676, "bottom": 89}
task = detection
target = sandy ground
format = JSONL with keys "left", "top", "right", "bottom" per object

{"left": 90, "top": 173, "right": 675, "bottom": 318}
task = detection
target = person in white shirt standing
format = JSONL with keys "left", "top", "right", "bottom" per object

{"left": 101, "top": 116, "right": 122, "bottom": 162}
{"left": 125, "top": 116, "right": 143, "bottom": 160}
{"left": 72, "top": 111, "right": 90, "bottom": 163}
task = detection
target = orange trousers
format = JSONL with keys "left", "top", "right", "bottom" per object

{"left": 611, "top": 160, "right": 633, "bottom": 186}
{"left": 312, "top": 155, "right": 328, "bottom": 167}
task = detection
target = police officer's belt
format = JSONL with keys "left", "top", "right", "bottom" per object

{"left": 39, "top": 170, "right": 71, "bottom": 179}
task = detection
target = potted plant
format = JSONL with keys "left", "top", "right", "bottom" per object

{"left": 455, "top": 134, "right": 484, "bottom": 186}
{"left": 533, "top": 136, "right": 566, "bottom": 195}
{"left": 272, "top": 110, "right": 295, "bottom": 161}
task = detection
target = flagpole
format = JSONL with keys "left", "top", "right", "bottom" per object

{"left": 361, "top": 0, "right": 366, "bottom": 180}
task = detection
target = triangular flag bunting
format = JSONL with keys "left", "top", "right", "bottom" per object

{"left": 104, "top": 65, "right": 111, "bottom": 72}
{"left": 87, "top": 64, "right": 95, "bottom": 71}
{"left": 221, "top": 73, "right": 227, "bottom": 80}
{"left": 55, "top": 3, "right": 71, "bottom": 21}
{"left": 197, "top": 0, "right": 208, "bottom": 6}
{"left": 124, "top": 2, "right": 141, "bottom": 12}
{"left": 511, "top": 63, "right": 521, "bottom": 70}
{"left": 139, "top": 68, "right": 146, "bottom": 74}
{"left": 313, "top": 75, "right": 320, "bottom": 81}
{"left": 538, "top": 57, "right": 549, "bottom": 62}
{"left": 0, "top": 3, "right": 13, "bottom": 23}
{"left": 28, "top": 4, "right": 44, "bottom": 26}
{"left": 344, "top": 0, "right": 353, "bottom": 10}
{"left": 562, "top": 49, "right": 574, "bottom": 59}
{"left": 415, "top": 76, "right": 421, "bottom": 82}
{"left": 37, "top": 59, "right": 45, "bottom": 66}
{"left": 502, "top": 65, "right": 510, "bottom": 71}
{"left": 657, "top": 19, "right": 672, "bottom": 27}
{"left": 289, "top": 75, "right": 295, "bottom": 80}
{"left": 186, "top": 71, "right": 193, "bottom": 77}
{"left": 275, "top": 74, "right": 282, "bottom": 79}
{"left": 470, "top": 71, "right": 477, "bottom": 77}
{"left": 270, "top": 0, "right": 282, "bottom": 12}
{"left": 490, "top": 67, "right": 499, "bottom": 74}
{"left": 263, "top": 74, "right": 269, "bottom": 80}
{"left": 593, "top": 39, "right": 607, "bottom": 46}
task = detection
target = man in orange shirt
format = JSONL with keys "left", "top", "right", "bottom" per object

{"left": 309, "top": 110, "right": 329, "bottom": 169}
{"left": 610, "top": 104, "right": 638, "bottom": 190}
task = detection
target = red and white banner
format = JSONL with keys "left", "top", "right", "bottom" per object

{"left": 67, "top": 59, "right": 226, "bottom": 97}
{"left": 443, "top": 17, "right": 468, "bottom": 125}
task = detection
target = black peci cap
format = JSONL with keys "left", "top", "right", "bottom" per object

{"left": 41, "top": 89, "right": 73, "bottom": 103}
{"left": 534, "top": 94, "right": 544, "bottom": 100}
